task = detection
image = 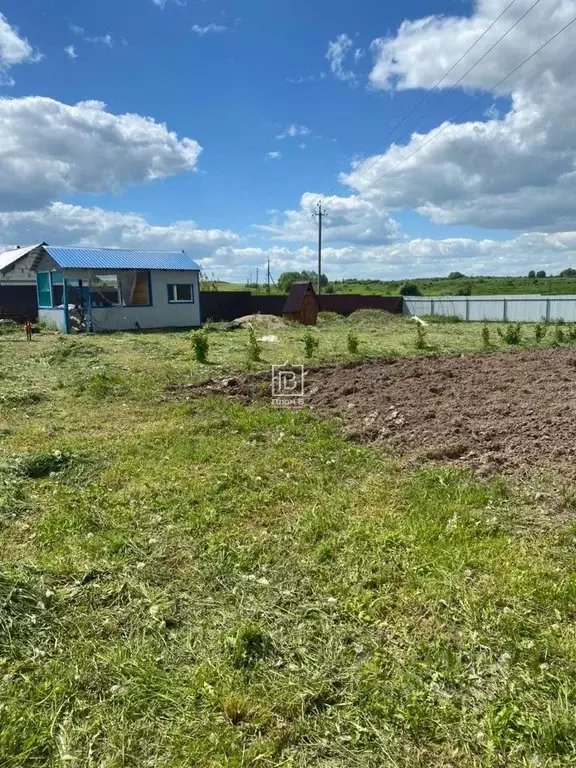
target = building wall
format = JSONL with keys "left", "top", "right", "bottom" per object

{"left": 63, "top": 268, "right": 201, "bottom": 331}
{"left": 38, "top": 308, "right": 67, "bottom": 332}
{"left": 0, "top": 285, "right": 38, "bottom": 318}
{"left": 1, "top": 246, "right": 46, "bottom": 283}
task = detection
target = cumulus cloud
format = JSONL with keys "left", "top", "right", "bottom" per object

{"left": 0, "top": 12, "right": 41, "bottom": 85}
{"left": 266, "top": 151, "right": 282, "bottom": 160}
{"left": 341, "top": 0, "right": 576, "bottom": 231}
{"left": 209, "top": 231, "right": 576, "bottom": 281}
{"left": 0, "top": 203, "right": 239, "bottom": 257}
{"left": 276, "top": 124, "right": 311, "bottom": 140}
{"left": 64, "top": 45, "right": 77, "bottom": 60}
{"left": 326, "top": 33, "right": 359, "bottom": 84}
{"left": 191, "top": 24, "right": 228, "bottom": 36}
{"left": 0, "top": 96, "right": 201, "bottom": 211}
{"left": 256, "top": 192, "right": 400, "bottom": 244}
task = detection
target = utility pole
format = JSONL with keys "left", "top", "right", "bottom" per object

{"left": 266, "top": 256, "right": 271, "bottom": 294}
{"left": 255, "top": 267, "right": 259, "bottom": 292}
{"left": 313, "top": 201, "right": 327, "bottom": 295}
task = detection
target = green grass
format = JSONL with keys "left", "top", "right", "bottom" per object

{"left": 2, "top": 319, "right": 576, "bottom": 766}
{"left": 215, "top": 275, "right": 576, "bottom": 296}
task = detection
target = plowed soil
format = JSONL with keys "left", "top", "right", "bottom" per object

{"left": 169, "top": 348, "right": 576, "bottom": 477}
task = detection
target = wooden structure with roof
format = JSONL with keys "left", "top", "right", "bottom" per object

{"left": 282, "top": 280, "right": 319, "bottom": 325}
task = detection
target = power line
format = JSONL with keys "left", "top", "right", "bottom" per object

{"left": 357, "top": 12, "right": 576, "bottom": 197}
{"left": 339, "top": 0, "right": 544, "bottom": 195}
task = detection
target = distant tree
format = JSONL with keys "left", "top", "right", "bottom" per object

{"left": 277, "top": 271, "right": 328, "bottom": 293}
{"left": 559, "top": 268, "right": 576, "bottom": 277}
{"left": 399, "top": 282, "right": 422, "bottom": 296}
{"left": 448, "top": 271, "right": 465, "bottom": 279}
{"left": 456, "top": 283, "right": 472, "bottom": 296}
{"left": 536, "top": 270, "right": 546, "bottom": 278}
{"left": 278, "top": 271, "right": 304, "bottom": 293}
{"left": 325, "top": 283, "right": 335, "bottom": 294}
{"left": 528, "top": 270, "right": 536, "bottom": 278}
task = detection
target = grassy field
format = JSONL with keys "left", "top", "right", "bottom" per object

{"left": 2, "top": 314, "right": 576, "bottom": 766}
{"left": 209, "top": 275, "right": 576, "bottom": 296}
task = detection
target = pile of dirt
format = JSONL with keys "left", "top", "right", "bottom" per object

{"left": 168, "top": 348, "right": 576, "bottom": 478}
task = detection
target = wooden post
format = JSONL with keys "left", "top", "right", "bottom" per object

{"left": 430, "top": 299, "right": 435, "bottom": 316}
{"left": 465, "top": 298, "right": 470, "bottom": 322}
{"left": 503, "top": 298, "right": 508, "bottom": 323}
{"left": 546, "top": 297, "right": 551, "bottom": 323}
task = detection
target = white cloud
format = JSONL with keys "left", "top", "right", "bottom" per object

{"left": 266, "top": 151, "right": 282, "bottom": 160}
{"left": 256, "top": 192, "right": 400, "bottom": 244}
{"left": 209, "top": 231, "right": 576, "bottom": 281}
{"left": 346, "top": 0, "right": 576, "bottom": 231}
{"left": 299, "top": 143, "right": 308, "bottom": 150}
{"left": 326, "top": 33, "right": 359, "bottom": 84}
{"left": 152, "top": 0, "right": 186, "bottom": 8}
{"left": 286, "top": 72, "right": 326, "bottom": 84}
{"left": 0, "top": 12, "right": 41, "bottom": 85}
{"left": 70, "top": 24, "right": 115, "bottom": 47}
{"left": 0, "top": 97, "right": 201, "bottom": 211}
{"left": 64, "top": 45, "right": 77, "bottom": 60}
{"left": 191, "top": 24, "right": 228, "bottom": 36}
{"left": 0, "top": 203, "right": 238, "bottom": 257}
{"left": 276, "top": 124, "right": 311, "bottom": 140}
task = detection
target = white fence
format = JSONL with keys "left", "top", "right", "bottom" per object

{"left": 403, "top": 295, "right": 576, "bottom": 323}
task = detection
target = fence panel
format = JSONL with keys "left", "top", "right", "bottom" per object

{"left": 505, "top": 299, "right": 548, "bottom": 323}
{"left": 548, "top": 299, "right": 576, "bottom": 322}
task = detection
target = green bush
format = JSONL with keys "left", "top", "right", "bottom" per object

{"left": 347, "top": 331, "right": 359, "bottom": 354}
{"left": 399, "top": 282, "right": 422, "bottom": 296}
{"left": 246, "top": 326, "right": 261, "bottom": 362}
{"left": 496, "top": 323, "right": 522, "bottom": 345}
{"left": 554, "top": 323, "right": 566, "bottom": 345}
{"left": 481, "top": 323, "right": 490, "bottom": 349}
{"left": 192, "top": 331, "right": 209, "bottom": 363}
{"left": 303, "top": 331, "right": 319, "bottom": 359}
{"left": 414, "top": 323, "right": 427, "bottom": 349}
{"left": 534, "top": 323, "right": 548, "bottom": 343}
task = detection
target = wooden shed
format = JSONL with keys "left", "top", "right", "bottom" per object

{"left": 283, "top": 280, "right": 319, "bottom": 325}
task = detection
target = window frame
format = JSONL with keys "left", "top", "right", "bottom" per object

{"left": 36, "top": 271, "right": 53, "bottom": 309}
{"left": 88, "top": 271, "right": 153, "bottom": 309}
{"left": 167, "top": 282, "right": 195, "bottom": 304}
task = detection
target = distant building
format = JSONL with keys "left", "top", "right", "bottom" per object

{"left": 0, "top": 244, "right": 46, "bottom": 318}
{"left": 283, "top": 280, "right": 319, "bottom": 325}
{"left": 4, "top": 244, "right": 202, "bottom": 332}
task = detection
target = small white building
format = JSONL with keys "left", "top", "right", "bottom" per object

{"left": 22, "top": 245, "right": 201, "bottom": 332}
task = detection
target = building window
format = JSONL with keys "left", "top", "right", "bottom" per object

{"left": 90, "top": 274, "right": 121, "bottom": 307}
{"left": 37, "top": 272, "right": 52, "bottom": 308}
{"left": 167, "top": 283, "right": 195, "bottom": 303}
{"left": 87, "top": 271, "right": 152, "bottom": 308}
{"left": 125, "top": 271, "right": 151, "bottom": 306}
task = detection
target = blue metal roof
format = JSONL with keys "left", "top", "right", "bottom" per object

{"left": 44, "top": 247, "right": 201, "bottom": 271}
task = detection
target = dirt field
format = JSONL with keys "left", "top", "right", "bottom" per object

{"left": 173, "top": 347, "right": 576, "bottom": 478}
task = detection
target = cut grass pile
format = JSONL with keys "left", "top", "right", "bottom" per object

{"left": 1, "top": 320, "right": 576, "bottom": 766}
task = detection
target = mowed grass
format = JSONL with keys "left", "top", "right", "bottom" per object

{"left": 2, "top": 317, "right": 576, "bottom": 766}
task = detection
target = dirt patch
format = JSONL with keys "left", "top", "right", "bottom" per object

{"left": 168, "top": 348, "right": 576, "bottom": 478}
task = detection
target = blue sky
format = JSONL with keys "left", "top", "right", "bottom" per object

{"left": 1, "top": 0, "right": 576, "bottom": 280}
